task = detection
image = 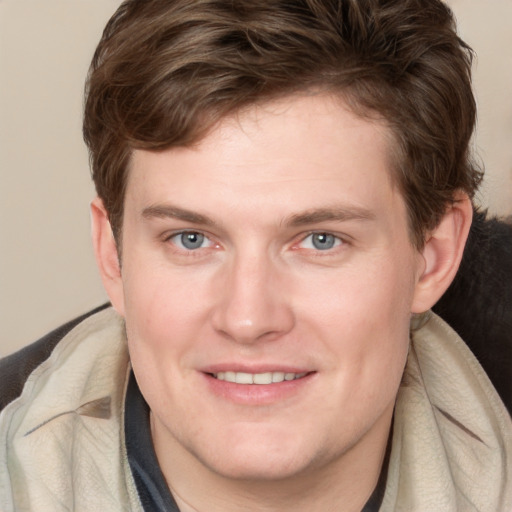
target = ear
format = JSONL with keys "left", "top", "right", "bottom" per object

{"left": 90, "top": 197, "right": 125, "bottom": 316}
{"left": 411, "top": 193, "right": 473, "bottom": 313}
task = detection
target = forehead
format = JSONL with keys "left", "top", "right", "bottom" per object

{"left": 125, "top": 93, "right": 402, "bottom": 224}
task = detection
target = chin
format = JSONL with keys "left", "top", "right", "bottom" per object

{"left": 207, "top": 452, "right": 311, "bottom": 482}
{"left": 194, "top": 426, "right": 318, "bottom": 482}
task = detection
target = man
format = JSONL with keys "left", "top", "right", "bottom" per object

{"left": 1, "top": 1, "right": 511, "bottom": 510}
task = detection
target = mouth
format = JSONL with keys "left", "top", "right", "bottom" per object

{"left": 210, "top": 371, "right": 309, "bottom": 385}
{"left": 203, "top": 369, "right": 315, "bottom": 404}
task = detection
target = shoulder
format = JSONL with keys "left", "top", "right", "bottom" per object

{"left": 0, "top": 303, "right": 111, "bottom": 413}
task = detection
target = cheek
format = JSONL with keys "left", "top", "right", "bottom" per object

{"left": 298, "top": 252, "right": 415, "bottom": 390}
{"left": 299, "top": 252, "right": 416, "bottom": 334}
{"left": 120, "top": 257, "right": 213, "bottom": 367}
{"left": 120, "top": 264, "right": 212, "bottom": 411}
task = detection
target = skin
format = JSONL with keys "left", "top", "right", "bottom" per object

{"left": 92, "top": 94, "right": 472, "bottom": 511}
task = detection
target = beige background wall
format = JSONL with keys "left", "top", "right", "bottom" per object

{"left": 1, "top": 1, "right": 511, "bottom": 357}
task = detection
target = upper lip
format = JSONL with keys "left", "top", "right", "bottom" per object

{"left": 201, "top": 364, "right": 313, "bottom": 375}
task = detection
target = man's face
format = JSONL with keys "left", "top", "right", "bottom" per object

{"left": 115, "top": 94, "right": 425, "bottom": 482}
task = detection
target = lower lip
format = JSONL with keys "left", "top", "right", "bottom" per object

{"left": 201, "top": 372, "right": 315, "bottom": 405}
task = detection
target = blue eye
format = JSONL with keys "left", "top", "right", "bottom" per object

{"left": 301, "top": 233, "right": 342, "bottom": 251}
{"left": 172, "top": 232, "right": 209, "bottom": 250}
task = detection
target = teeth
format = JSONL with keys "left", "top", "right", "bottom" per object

{"left": 272, "top": 372, "right": 285, "bottom": 383}
{"left": 253, "top": 372, "right": 273, "bottom": 384}
{"left": 214, "top": 371, "right": 307, "bottom": 384}
{"left": 235, "top": 372, "right": 253, "bottom": 384}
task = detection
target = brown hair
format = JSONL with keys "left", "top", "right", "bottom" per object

{"left": 83, "top": 0, "right": 482, "bottom": 248}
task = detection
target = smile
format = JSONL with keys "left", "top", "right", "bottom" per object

{"left": 213, "top": 371, "right": 308, "bottom": 385}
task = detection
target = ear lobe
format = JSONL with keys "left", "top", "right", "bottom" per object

{"left": 90, "top": 197, "right": 125, "bottom": 316}
{"left": 411, "top": 193, "right": 473, "bottom": 314}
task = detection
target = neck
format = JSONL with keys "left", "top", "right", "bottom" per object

{"left": 151, "top": 409, "right": 392, "bottom": 512}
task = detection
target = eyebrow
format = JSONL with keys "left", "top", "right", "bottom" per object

{"left": 141, "top": 203, "right": 376, "bottom": 228}
{"left": 142, "top": 205, "right": 217, "bottom": 226}
{"left": 286, "top": 206, "right": 376, "bottom": 226}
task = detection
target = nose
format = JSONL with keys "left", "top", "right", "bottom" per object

{"left": 211, "top": 251, "right": 295, "bottom": 344}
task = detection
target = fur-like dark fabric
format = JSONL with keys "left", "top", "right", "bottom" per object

{"left": 433, "top": 209, "right": 512, "bottom": 415}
